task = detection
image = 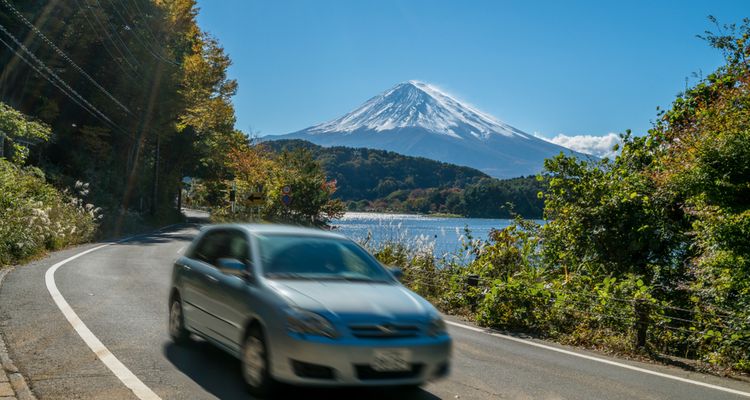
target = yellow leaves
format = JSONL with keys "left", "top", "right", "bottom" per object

{"left": 228, "top": 144, "right": 277, "bottom": 185}
{"left": 178, "top": 33, "right": 237, "bottom": 136}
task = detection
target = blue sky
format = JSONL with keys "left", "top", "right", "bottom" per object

{"left": 195, "top": 0, "right": 747, "bottom": 147}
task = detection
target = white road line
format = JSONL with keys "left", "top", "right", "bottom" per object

{"left": 446, "top": 320, "right": 750, "bottom": 398}
{"left": 45, "top": 241, "right": 162, "bottom": 400}
{"left": 177, "top": 246, "right": 186, "bottom": 255}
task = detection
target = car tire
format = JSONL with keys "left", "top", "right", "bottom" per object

{"left": 168, "top": 297, "right": 191, "bottom": 345}
{"left": 241, "top": 325, "right": 276, "bottom": 397}
{"left": 396, "top": 384, "right": 422, "bottom": 392}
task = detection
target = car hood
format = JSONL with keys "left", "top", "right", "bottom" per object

{"left": 266, "top": 280, "right": 434, "bottom": 322}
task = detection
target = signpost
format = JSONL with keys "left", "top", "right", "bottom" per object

{"left": 246, "top": 184, "right": 265, "bottom": 207}
{"left": 230, "top": 181, "right": 237, "bottom": 213}
{"left": 281, "top": 185, "right": 292, "bottom": 207}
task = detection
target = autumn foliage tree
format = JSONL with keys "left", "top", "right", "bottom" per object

{"left": 211, "top": 143, "right": 345, "bottom": 227}
{"left": 0, "top": 0, "right": 244, "bottom": 231}
{"left": 539, "top": 17, "right": 750, "bottom": 370}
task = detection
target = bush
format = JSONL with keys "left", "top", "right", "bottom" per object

{"left": 363, "top": 216, "right": 750, "bottom": 372}
{"left": 0, "top": 160, "right": 98, "bottom": 266}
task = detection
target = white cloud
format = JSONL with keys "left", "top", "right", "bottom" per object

{"left": 541, "top": 133, "right": 622, "bottom": 159}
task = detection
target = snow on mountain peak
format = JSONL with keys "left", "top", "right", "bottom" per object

{"left": 306, "top": 81, "right": 531, "bottom": 140}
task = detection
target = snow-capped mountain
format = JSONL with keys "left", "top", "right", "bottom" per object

{"left": 273, "top": 81, "right": 585, "bottom": 178}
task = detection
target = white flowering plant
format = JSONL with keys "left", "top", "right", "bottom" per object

{"left": 0, "top": 160, "right": 99, "bottom": 266}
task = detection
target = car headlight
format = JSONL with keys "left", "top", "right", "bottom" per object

{"left": 286, "top": 308, "right": 338, "bottom": 338}
{"left": 427, "top": 316, "right": 447, "bottom": 337}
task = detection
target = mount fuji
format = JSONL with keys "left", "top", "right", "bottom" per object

{"left": 271, "top": 81, "right": 585, "bottom": 178}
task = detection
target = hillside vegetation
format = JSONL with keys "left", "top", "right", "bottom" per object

{"left": 265, "top": 139, "right": 546, "bottom": 218}
{"left": 0, "top": 105, "right": 97, "bottom": 265}
{"left": 0, "top": 0, "right": 343, "bottom": 265}
{"left": 376, "top": 18, "right": 750, "bottom": 373}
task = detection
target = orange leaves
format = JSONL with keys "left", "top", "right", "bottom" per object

{"left": 227, "top": 143, "right": 276, "bottom": 185}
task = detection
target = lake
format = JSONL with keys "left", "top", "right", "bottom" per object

{"left": 331, "top": 212, "right": 520, "bottom": 256}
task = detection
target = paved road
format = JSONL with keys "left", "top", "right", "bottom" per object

{"left": 2, "top": 224, "right": 750, "bottom": 399}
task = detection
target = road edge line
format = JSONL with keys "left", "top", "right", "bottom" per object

{"left": 0, "top": 268, "right": 37, "bottom": 400}
{"left": 44, "top": 240, "right": 165, "bottom": 400}
{"left": 446, "top": 320, "right": 750, "bottom": 398}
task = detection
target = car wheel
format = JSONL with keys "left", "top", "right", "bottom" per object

{"left": 398, "top": 384, "right": 422, "bottom": 392}
{"left": 168, "top": 298, "right": 190, "bottom": 344}
{"left": 242, "top": 326, "right": 275, "bottom": 397}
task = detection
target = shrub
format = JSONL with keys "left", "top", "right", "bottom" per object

{"left": 0, "top": 160, "right": 98, "bottom": 266}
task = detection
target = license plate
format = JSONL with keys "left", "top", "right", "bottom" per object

{"left": 372, "top": 349, "right": 411, "bottom": 372}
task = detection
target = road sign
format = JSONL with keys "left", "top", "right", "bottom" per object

{"left": 281, "top": 194, "right": 292, "bottom": 206}
{"left": 282, "top": 185, "right": 291, "bottom": 195}
{"left": 246, "top": 192, "right": 264, "bottom": 207}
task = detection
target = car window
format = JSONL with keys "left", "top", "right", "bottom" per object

{"left": 256, "top": 234, "right": 392, "bottom": 283}
{"left": 191, "top": 229, "right": 250, "bottom": 267}
{"left": 226, "top": 229, "right": 251, "bottom": 265}
{"left": 192, "top": 230, "right": 225, "bottom": 265}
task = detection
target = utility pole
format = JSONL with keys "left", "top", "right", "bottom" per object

{"left": 177, "top": 178, "right": 182, "bottom": 213}
{"left": 151, "top": 135, "right": 160, "bottom": 216}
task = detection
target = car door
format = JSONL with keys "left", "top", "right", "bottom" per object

{"left": 182, "top": 229, "right": 229, "bottom": 338}
{"left": 211, "top": 228, "right": 254, "bottom": 352}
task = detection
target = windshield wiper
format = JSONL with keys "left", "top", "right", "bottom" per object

{"left": 327, "top": 274, "right": 390, "bottom": 283}
{"left": 264, "top": 272, "right": 315, "bottom": 280}
{"left": 265, "top": 272, "right": 390, "bottom": 283}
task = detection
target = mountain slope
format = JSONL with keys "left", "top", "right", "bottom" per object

{"left": 264, "top": 139, "right": 546, "bottom": 218}
{"left": 273, "top": 81, "right": 587, "bottom": 178}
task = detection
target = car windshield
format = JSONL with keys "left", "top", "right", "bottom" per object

{"left": 257, "top": 234, "right": 393, "bottom": 283}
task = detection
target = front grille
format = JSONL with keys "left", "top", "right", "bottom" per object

{"left": 291, "top": 360, "right": 335, "bottom": 380}
{"left": 348, "top": 323, "right": 420, "bottom": 339}
{"left": 355, "top": 363, "right": 423, "bottom": 380}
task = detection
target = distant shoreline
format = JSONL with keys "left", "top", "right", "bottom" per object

{"left": 338, "top": 211, "right": 462, "bottom": 219}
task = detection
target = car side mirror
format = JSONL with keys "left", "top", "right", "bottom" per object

{"left": 388, "top": 266, "right": 403, "bottom": 281}
{"left": 217, "top": 258, "right": 251, "bottom": 280}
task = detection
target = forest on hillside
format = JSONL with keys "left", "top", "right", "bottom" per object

{"left": 0, "top": 0, "right": 343, "bottom": 265}
{"left": 265, "top": 139, "right": 546, "bottom": 218}
{"left": 0, "top": 0, "right": 243, "bottom": 225}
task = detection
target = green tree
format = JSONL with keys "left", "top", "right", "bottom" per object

{"left": 0, "top": 102, "right": 51, "bottom": 164}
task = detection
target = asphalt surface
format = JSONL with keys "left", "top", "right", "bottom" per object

{"left": 2, "top": 219, "right": 750, "bottom": 399}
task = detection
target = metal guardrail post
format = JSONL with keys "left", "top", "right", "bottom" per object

{"left": 634, "top": 299, "right": 650, "bottom": 349}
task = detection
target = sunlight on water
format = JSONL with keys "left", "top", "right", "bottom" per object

{"left": 332, "top": 212, "right": 519, "bottom": 255}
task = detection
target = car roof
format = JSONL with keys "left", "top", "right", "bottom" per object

{"left": 201, "top": 223, "right": 348, "bottom": 240}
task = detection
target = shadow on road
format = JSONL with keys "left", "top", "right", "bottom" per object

{"left": 163, "top": 340, "right": 441, "bottom": 400}
{"left": 118, "top": 233, "right": 196, "bottom": 246}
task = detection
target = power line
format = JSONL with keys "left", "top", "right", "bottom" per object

{"left": 121, "top": 0, "right": 164, "bottom": 49}
{"left": 0, "top": 0, "right": 132, "bottom": 114}
{"left": 0, "top": 22, "right": 136, "bottom": 140}
{"left": 74, "top": 0, "right": 141, "bottom": 73}
{"left": 90, "top": 0, "right": 143, "bottom": 68}
{"left": 110, "top": 0, "right": 180, "bottom": 66}
{"left": 0, "top": 36, "right": 94, "bottom": 125}
{"left": 69, "top": 0, "right": 141, "bottom": 84}
{"left": 0, "top": 22, "right": 116, "bottom": 127}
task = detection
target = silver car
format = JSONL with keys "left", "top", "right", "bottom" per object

{"left": 168, "top": 224, "right": 452, "bottom": 396}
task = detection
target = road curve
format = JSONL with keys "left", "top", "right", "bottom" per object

{"left": 2, "top": 225, "right": 750, "bottom": 399}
